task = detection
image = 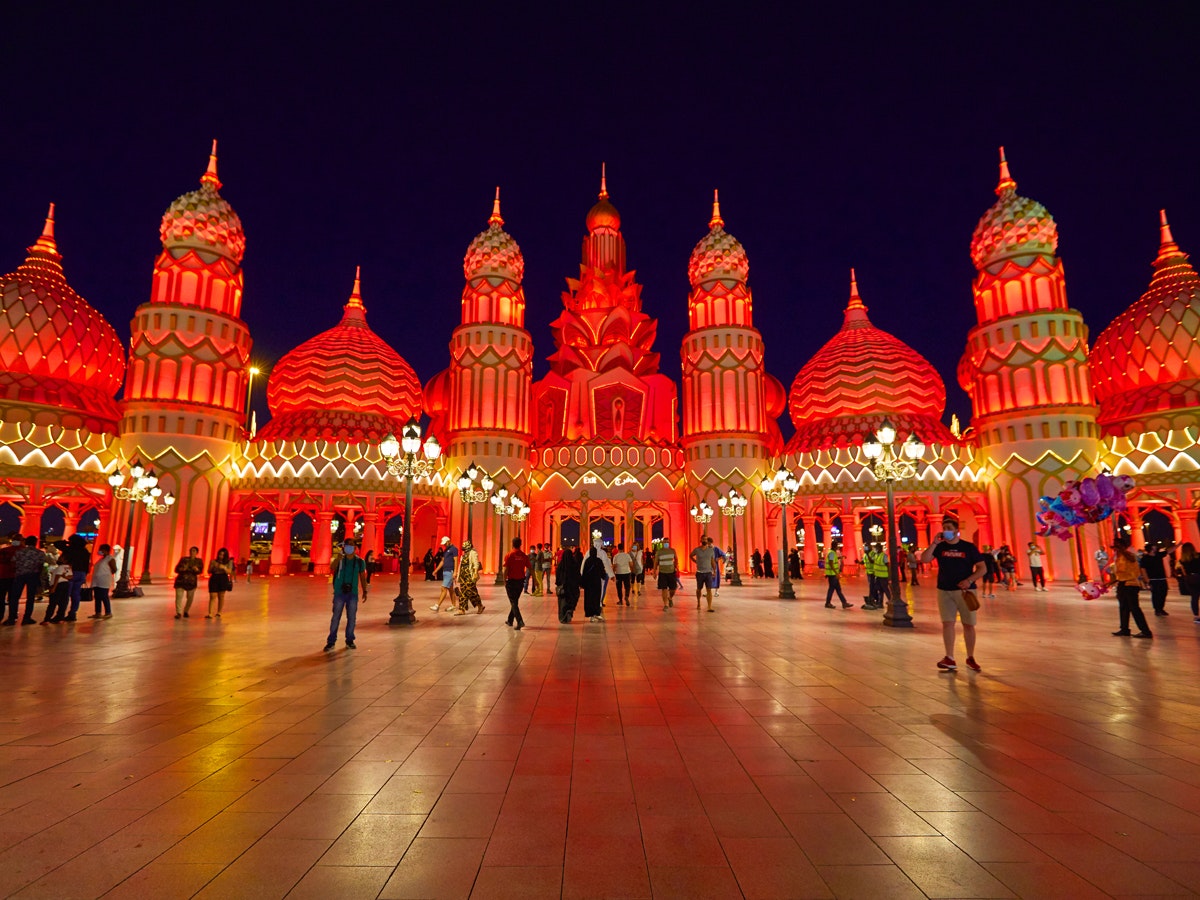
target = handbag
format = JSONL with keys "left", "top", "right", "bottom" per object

{"left": 962, "top": 589, "right": 980, "bottom": 611}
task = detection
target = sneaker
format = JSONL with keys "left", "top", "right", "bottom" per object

{"left": 1133, "top": 632, "right": 1153, "bottom": 639}
{"left": 1112, "top": 630, "right": 1132, "bottom": 636}
{"left": 323, "top": 643, "right": 334, "bottom": 651}
{"left": 1193, "top": 617, "right": 1200, "bottom": 624}
{"left": 346, "top": 640, "right": 356, "bottom": 649}
{"left": 937, "top": 656, "right": 957, "bottom": 672}
{"left": 825, "top": 602, "right": 834, "bottom": 608}
{"left": 430, "top": 605, "right": 440, "bottom": 612}
{"left": 174, "top": 613, "right": 182, "bottom": 619}
{"left": 965, "top": 657, "right": 981, "bottom": 672}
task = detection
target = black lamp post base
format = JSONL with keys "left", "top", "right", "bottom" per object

{"left": 778, "top": 580, "right": 795, "bottom": 600}
{"left": 883, "top": 603, "right": 914, "bottom": 627}
{"left": 494, "top": 571, "right": 504, "bottom": 586}
{"left": 112, "top": 584, "right": 143, "bottom": 599}
{"left": 730, "top": 571, "right": 742, "bottom": 586}
{"left": 388, "top": 594, "right": 418, "bottom": 626}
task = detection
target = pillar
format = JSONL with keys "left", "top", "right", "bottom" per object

{"left": 311, "top": 511, "right": 333, "bottom": 576}
{"left": 361, "top": 512, "right": 381, "bottom": 560}
{"left": 224, "top": 508, "right": 247, "bottom": 562}
{"left": 840, "top": 509, "right": 858, "bottom": 577}
{"left": 270, "top": 510, "right": 294, "bottom": 575}
{"left": 20, "top": 504, "right": 45, "bottom": 541}
{"left": 801, "top": 515, "right": 817, "bottom": 568}
{"left": 580, "top": 494, "right": 590, "bottom": 544}
{"left": 63, "top": 509, "right": 81, "bottom": 537}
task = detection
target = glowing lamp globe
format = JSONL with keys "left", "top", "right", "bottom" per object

{"left": 379, "top": 433, "right": 400, "bottom": 461}
{"left": 423, "top": 434, "right": 441, "bottom": 460}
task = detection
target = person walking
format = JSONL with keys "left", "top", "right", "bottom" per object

{"left": 824, "top": 541, "right": 851, "bottom": 609}
{"left": 763, "top": 548, "right": 775, "bottom": 579}
{"left": 62, "top": 534, "right": 91, "bottom": 622}
{"left": 363, "top": 549, "right": 375, "bottom": 586}
{"left": 8, "top": 536, "right": 44, "bottom": 625}
{"left": 629, "top": 542, "right": 643, "bottom": 606}
{"left": 539, "top": 544, "right": 553, "bottom": 594}
{"left": 581, "top": 541, "right": 606, "bottom": 622}
{"left": 0, "top": 533, "right": 20, "bottom": 621}
{"left": 430, "top": 536, "right": 458, "bottom": 613}
{"left": 555, "top": 542, "right": 580, "bottom": 623}
{"left": 1140, "top": 540, "right": 1174, "bottom": 617}
{"left": 454, "top": 540, "right": 484, "bottom": 615}
{"left": 325, "top": 539, "right": 367, "bottom": 650}
{"left": 861, "top": 544, "right": 880, "bottom": 609}
{"left": 611, "top": 543, "right": 633, "bottom": 605}
{"left": 906, "top": 547, "right": 919, "bottom": 586}
{"left": 750, "top": 548, "right": 762, "bottom": 578}
{"left": 922, "top": 516, "right": 988, "bottom": 672}
{"left": 690, "top": 535, "right": 716, "bottom": 611}
{"left": 87, "top": 544, "right": 117, "bottom": 619}
{"left": 653, "top": 538, "right": 679, "bottom": 610}
{"left": 1178, "top": 542, "right": 1200, "bottom": 623}
{"left": 173, "top": 547, "right": 203, "bottom": 618}
{"left": 530, "top": 543, "right": 544, "bottom": 595}
{"left": 867, "top": 544, "right": 891, "bottom": 610}
{"left": 206, "top": 548, "right": 234, "bottom": 618}
{"left": 244, "top": 556, "right": 254, "bottom": 583}
{"left": 980, "top": 546, "right": 999, "bottom": 597}
{"left": 788, "top": 548, "right": 801, "bottom": 579}
{"left": 1111, "top": 536, "right": 1152, "bottom": 638}
{"left": 503, "top": 537, "right": 530, "bottom": 630}
{"left": 1027, "top": 541, "right": 1046, "bottom": 591}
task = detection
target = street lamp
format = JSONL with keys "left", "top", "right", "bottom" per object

{"left": 862, "top": 419, "right": 925, "bottom": 627}
{"left": 108, "top": 460, "right": 160, "bottom": 598}
{"left": 379, "top": 417, "right": 441, "bottom": 626}
{"left": 489, "top": 487, "right": 526, "bottom": 585}
{"left": 760, "top": 465, "right": 800, "bottom": 599}
{"left": 689, "top": 501, "right": 713, "bottom": 524}
{"left": 456, "top": 462, "right": 493, "bottom": 543}
{"left": 138, "top": 487, "right": 176, "bottom": 584}
{"left": 717, "top": 488, "right": 749, "bottom": 586}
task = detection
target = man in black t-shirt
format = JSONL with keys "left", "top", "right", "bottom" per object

{"left": 1140, "top": 541, "right": 1175, "bottom": 617}
{"left": 920, "top": 515, "right": 988, "bottom": 673}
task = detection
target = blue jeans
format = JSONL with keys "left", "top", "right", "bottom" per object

{"left": 11, "top": 573, "right": 39, "bottom": 621}
{"left": 328, "top": 590, "right": 358, "bottom": 644}
{"left": 67, "top": 571, "right": 87, "bottom": 618}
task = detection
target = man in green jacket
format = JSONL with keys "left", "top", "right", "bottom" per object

{"left": 824, "top": 542, "right": 851, "bottom": 609}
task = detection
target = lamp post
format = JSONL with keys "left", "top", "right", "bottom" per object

{"left": 108, "top": 460, "right": 160, "bottom": 598}
{"left": 717, "top": 489, "right": 749, "bottom": 586}
{"left": 138, "top": 488, "right": 176, "bottom": 584}
{"left": 456, "top": 462, "right": 492, "bottom": 544}
{"left": 862, "top": 419, "right": 925, "bottom": 628}
{"left": 379, "top": 418, "right": 441, "bottom": 626}
{"left": 689, "top": 501, "right": 713, "bottom": 527}
{"left": 489, "top": 491, "right": 527, "bottom": 585}
{"left": 244, "top": 365, "right": 260, "bottom": 430}
{"left": 760, "top": 466, "right": 800, "bottom": 599}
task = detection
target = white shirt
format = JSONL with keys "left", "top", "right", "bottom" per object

{"left": 91, "top": 555, "right": 117, "bottom": 589}
{"left": 612, "top": 552, "right": 632, "bottom": 574}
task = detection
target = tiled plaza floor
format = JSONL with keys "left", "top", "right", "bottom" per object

{"left": 1, "top": 572, "right": 1199, "bottom": 899}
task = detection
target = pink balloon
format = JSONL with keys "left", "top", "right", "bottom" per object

{"left": 1079, "top": 478, "right": 1100, "bottom": 507}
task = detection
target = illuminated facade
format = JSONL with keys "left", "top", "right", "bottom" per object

{"left": 2, "top": 147, "right": 1197, "bottom": 584}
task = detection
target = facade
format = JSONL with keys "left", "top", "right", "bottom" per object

{"left": 1, "top": 147, "right": 1197, "bottom": 583}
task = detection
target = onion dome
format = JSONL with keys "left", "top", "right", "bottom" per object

{"left": 1090, "top": 211, "right": 1200, "bottom": 430}
{"left": 970, "top": 147, "right": 1058, "bottom": 269}
{"left": 463, "top": 187, "right": 524, "bottom": 282}
{"left": 159, "top": 140, "right": 246, "bottom": 263}
{"left": 0, "top": 205, "right": 125, "bottom": 431}
{"left": 688, "top": 190, "right": 750, "bottom": 286}
{"left": 586, "top": 163, "right": 621, "bottom": 232}
{"left": 256, "top": 269, "right": 423, "bottom": 444}
{"left": 787, "top": 270, "right": 954, "bottom": 451}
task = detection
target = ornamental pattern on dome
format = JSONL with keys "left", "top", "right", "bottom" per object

{"left": 0, "top": 207, "right": 126, "bottom": 431}
{"left": 787, "top": 272, "right": 953, "bottom": 452}
{"left": 256, "top": 272, "right": 423, "bottom": 444}
{"left": 463, "top": 188, "right": 524, "bottom": 282}
{"left": 970, "top": 148, "right": 1057, "bottom": 270}
{"left": 159, "top": 142, "right": 246, "bottom": 263}
{"left": 688, "top": 192, "right": 749, "bottom": 286}
{"left": 1090, "top": 213, "right": 1200, "bottom": 431}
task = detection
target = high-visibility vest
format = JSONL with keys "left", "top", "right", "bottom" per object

{"left": 871, "top": 552, "right": 890, "bottom": 579}
{"left": 825, "top": 550, "right": 842, "bottom": 576}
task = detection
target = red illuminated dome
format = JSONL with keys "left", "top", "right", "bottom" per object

{"left": 1090, "top": 211, "right": 1200, "bottom": 433}
{"left": 463, "top": 188, "right": 524, "bottom": 282}
{"left": 787, "top": 271, "right": 954, "bottom": 451}
{"left": 256, "top": 270, "right": 423, "bottom": 443}
{"left": 688, "top": 191, "right": 750, "bottom": 286}
{"left": 969, "top": 147, "right": 1057, "bottom": 269}
{"left": 0, "top": 206, "right": 126, "bottom": 432}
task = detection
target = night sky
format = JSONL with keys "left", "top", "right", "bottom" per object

{"left": 3, "top": 5, "right": 1197, "bottom": 435}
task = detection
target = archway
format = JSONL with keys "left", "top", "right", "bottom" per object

{"left": 1141, "top": 508, "right": 1174, "bottom": 544}
{"left": 41, "top": 506, "right": 65, "bottom": 539}
{"left": 898, "top": 512, "right": 918, "bottom": 549}
{"left": 79, "top": 508, "right": 100, "bottom": 539}
{"left": 560, "top": 517, "right": 580, "bottom": 547}
{"left": 860, "top": 512, "right": 884, "bottom": 548}
{"left": 384, "top": 512, "right": 404, "bottom": 549}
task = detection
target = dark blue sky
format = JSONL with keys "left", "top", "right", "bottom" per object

{"left": 3, "top": 4, "right": 1197, "bottom": 432}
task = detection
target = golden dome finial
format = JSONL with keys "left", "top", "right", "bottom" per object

{"left": 709, "top": 189, "right": 724, "bottom": 230}
{"left": 847, "top": 267, "right": 867, "bottom": 312}
{"left": 996, "top": 145, "right": 1016, "bottom": 195}
{"left": 489, "top": 186, "right": 504, "bottom": 227}
{"left": 200, "top": 139, "right": 222, "bottom": 190}
{"left": 346, "top": 266, "right": 365, "bottom": 312}
{"left": 599, "top": 162, "right": 608, "bottom": 200}
{"left": 33, "top": 202, "right": 58, "bottom": 254}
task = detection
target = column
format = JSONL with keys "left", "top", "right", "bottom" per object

{"left": 802, "top": 515, "right": 818, "bottom": 568}
{"left": 840, "top": 510, "right": 858, "bottom": 578}
{"left": 270, "top": 510, "right": 294, "bottom": 575}
{"left": 580, "top": 494, "right": 590, "bottom": 544}
{"left": 20, "top": 504, "right": 45, "bottom": 541}
{"left": 63, "top": 509, "right": 82, "bottom": 537}
{"left": 224, "top": 509, "right": 247, "bottom": 561}
{"left": 640, "top": 511, "right": 652, "bottom": 548}
{"left": 361, "top": 512, "right": 381, "bottom": 560}
{"left": 311, "top": 511, "right": 333, "bottom": 576}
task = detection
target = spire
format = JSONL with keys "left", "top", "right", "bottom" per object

{"left": 489, "top": 186, "right": 504, "bottom": 227}
{"left": 1156, "top": 209, "right": 1181, "bottom": 261}
{"left": 709, "top": 189, "right": 724, "bottom": 229}
{"left": 599, "top": 162, "right": 608, "bottom": 200}
{"left": 843, "top": 267, "right": 870, "bottom": 325}
{"left": 995, "top": 145, "right": 1016, "bottom": 195}
{"left": 345, "top": 265, "right": 365, "bottom": 312}
{"left": 200, "top": 138, "right": 222, "bottom": 190}
{"left": 32, "top": 202, "right": 58, "bottom": 254}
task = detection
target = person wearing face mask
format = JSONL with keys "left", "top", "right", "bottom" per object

{"left": 325, "top": 540, "right": 367, "bottom": 651}
{"left": 921, "top": 516, "right": 988, "bottom": 672}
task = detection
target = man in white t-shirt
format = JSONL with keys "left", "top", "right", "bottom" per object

{"left": 691, "top": 537, "right": 716, "bottom": 612}
{"left": 1027, "top": 541, "right": 1046, "bottom": 591}
{"left": 612, "top": 543, "right": 633, "bottom": 605}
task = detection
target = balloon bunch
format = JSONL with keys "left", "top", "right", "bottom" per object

{"left": 1036, "top": 473, "right": 1135, "bottom": 541}
{"left": 1076, "top": 580, "right": 1113, "bottom": 601}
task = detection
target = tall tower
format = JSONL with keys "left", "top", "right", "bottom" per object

{"left": 681, "top": 191, "right": 783, "bottom": 553}
{"left": 425, "top": 189, "right": 533, "bottom": 569}
{"left": 120, "top": 142, "right": 253, "bottom": 575}
{"left": 957, "top": 148, "right": 1099, "bottom": 578}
